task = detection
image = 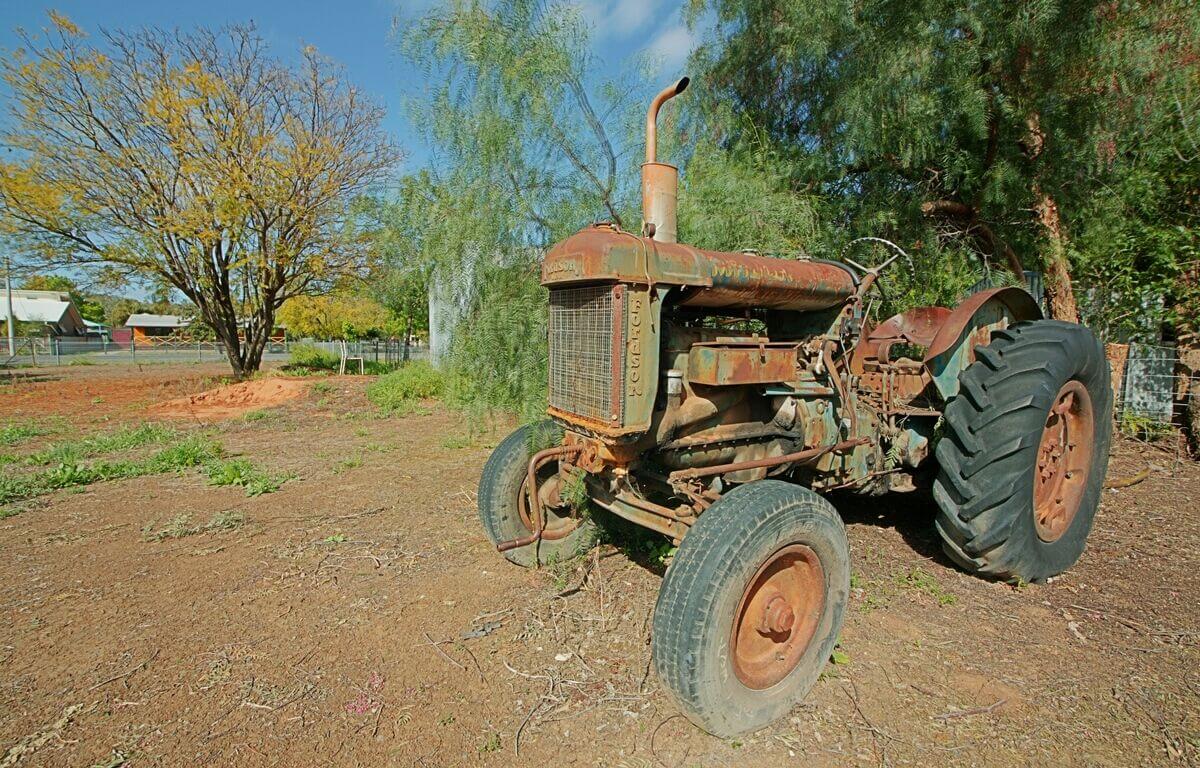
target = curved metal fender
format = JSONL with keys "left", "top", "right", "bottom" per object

{"left": 923, "top": 287, "right": 1043, "bottom": 400}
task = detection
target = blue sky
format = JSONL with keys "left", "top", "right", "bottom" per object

{"left": 0, "top": 0, "right": 698, "bottom": 171}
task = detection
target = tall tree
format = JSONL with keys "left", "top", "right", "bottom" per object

{"left": 0, "top": 14, "right": 398, "bottom": 376}
{"left": 690, "top": 0, "right": 1194, "bottom": 321}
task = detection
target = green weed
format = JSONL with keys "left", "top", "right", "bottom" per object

{"left": 311, "top": 381, "right": 336, "bottom": 395}
{"left": 332, "top": 455, "right": 363, "bottom": 474}
{"left": 1119, "top": 412, "right": 1175, "bottom": 442}
{"left": 897, "top": 568, "right": 957, "bottom": 605}
{"left": 479, "top": 733, "right": 501, "bottom": 754}
{"left": 204, "top": 458, "right": 287, "bottom": 496}
{"left": 0, "top": 422, "right": 47, "bottom": 447}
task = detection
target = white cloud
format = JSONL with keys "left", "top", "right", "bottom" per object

{"left": 577, "top": 0, "right": 673, "bottom": 40}
{"left": 644, "top": 23, "right": 695, "bottom": 74}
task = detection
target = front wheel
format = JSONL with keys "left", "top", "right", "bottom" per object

{"left": 651, "top": 480, "right": 850, "bottom": 737}
{"left": 477, "top": 421, "right": 596, "bottom": 567}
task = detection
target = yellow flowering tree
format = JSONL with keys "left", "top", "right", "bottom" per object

{"left": 278, "top": 294, "right": 397, "bottom": 340}
{"left": 0, "top": 15, "right": 398, "bottom": 376}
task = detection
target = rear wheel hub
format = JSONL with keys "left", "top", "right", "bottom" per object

{"left": 1034, "top": 381, "right": 1095, "bottom": 542}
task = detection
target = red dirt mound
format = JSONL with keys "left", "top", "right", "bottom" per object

{"left": 151, "top": 377, "right": 309, "bottom": 420}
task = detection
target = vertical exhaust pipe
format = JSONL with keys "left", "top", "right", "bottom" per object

{"left": 642, "top": 76, "right": 689, "bottom": 243}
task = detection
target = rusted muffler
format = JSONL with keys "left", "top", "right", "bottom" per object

{"left": 642, "top": 76, "right": 689, "bottom": 244}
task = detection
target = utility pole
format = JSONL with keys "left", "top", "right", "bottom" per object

{"left": 5, "top": 253, "right": 14, "bottom": 357}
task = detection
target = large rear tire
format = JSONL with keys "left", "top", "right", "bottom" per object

{"left": 651, "top": 480, "right": 849, "bottom": 737}
{"left": 477, "top": 421, "right": 597, "bottom": 567}
{"left": 933, "top": 320, "right": 1113, "bottom": 582}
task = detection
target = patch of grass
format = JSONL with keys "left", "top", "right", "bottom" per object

{"left": 0, "top": 434, "right": 223, "bottom": 506}
{"left": 323, "top": 533, "right": 348, "bottom": 544}
{"left": 204, "top": 458, "right": 288, "bottom": 496}
{"left": 441, "top": 435, "right": 471, "bottom": 450}
{"left": 243, "top": 409, "right": 274, "bottom": 423}
{"left": 0, "top": 422, "right": 48, "bottom": 447}
{"left": 897, "top": 567, "right": 957, "bottom": 605}
{"left": 366, "top": 362, "right": 444, "bottom": 415}
{"left": 311, "top": 380, "right": 336, "bottom": 395}
{"left": 332, "top": 455, "right": 363, "bottom": 474}
{"left": 27, "top": 423, "right": 177, "bottom": 466}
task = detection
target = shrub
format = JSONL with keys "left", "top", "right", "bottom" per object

{"left": 286, "top": 343, "right": 340, "bottom": 372}
{"left": 366, "top": 361, "right": 445, "bottom": 414}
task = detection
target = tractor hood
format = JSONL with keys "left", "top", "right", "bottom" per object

{"left": 541, "top": 224, "right": 858, "bottom": 312}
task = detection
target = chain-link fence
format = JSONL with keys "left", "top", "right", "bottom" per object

{"left": 1, "top": 337, "right": 426, "bottom": 368}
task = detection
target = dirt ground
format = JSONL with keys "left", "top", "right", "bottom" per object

{"left": 1, "top": 365, "right": 1198, "bottom": 767}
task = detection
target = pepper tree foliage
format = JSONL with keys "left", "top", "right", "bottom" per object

{"left": 0, "top": 15, "right": 397, "bottom": 377}
{"left": 388, "top": 0, "right": 641, "bottom": 417}
{"left": 687, "top": 0, "right": 1198, "bottom": 331}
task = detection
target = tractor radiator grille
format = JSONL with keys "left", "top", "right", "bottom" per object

{"left": 548, "top": 285, "right": 624, "bottom": 425}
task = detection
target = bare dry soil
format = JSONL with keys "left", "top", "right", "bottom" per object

{"left": 1, "top": 365, "right": 1197, "bottom": 767}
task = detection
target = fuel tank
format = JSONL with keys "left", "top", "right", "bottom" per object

{"left": 541, "top": 224, "right": 857, "bottom": 312}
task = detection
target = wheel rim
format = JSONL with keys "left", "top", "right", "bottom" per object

{"left": 1034, "top": 380, "right": 1095, "bottom": 543}
{"left": 517, "top": 467, "right": 575, "bottom": 540}
{"left": 730, "top": 544, "right": 826, "bottom": 690}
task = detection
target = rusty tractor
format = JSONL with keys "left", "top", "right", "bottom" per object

{"left": 477, "top": 77, "right": 1112, "bottom": 737}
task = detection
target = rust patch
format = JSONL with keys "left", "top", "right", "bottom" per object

{"left": 687, "top": 342, "right": 798, "bottom": 386}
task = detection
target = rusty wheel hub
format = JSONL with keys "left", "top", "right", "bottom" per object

{"left": 731, "top": 544, "right": 825, "bottom": 690}
{"left": 1034, "top": 381, "right": 1094, "bottom": 543}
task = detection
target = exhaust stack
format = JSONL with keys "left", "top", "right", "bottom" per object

{"left": 642, "top": 76, "right": 689, "bottom": 243}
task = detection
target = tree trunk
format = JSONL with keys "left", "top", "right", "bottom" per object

{"left": 1024, "top": 113, "right": 1079, "bottom": 322}
{"left": 1033, "top": 185, "right": 1080, "bottom": 322}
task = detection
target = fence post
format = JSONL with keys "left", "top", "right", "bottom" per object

{"left": 54, "top": 337, "right": 60, "bottom": 366}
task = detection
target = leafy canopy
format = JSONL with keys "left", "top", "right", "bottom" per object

{"left": 0, "top": 15, "right": 398, "bottom": 375}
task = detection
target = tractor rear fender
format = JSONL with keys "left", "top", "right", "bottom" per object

{"left": 922, "top": 287, "right": 1042, "bottom": 400}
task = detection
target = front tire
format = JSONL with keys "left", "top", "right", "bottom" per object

{"left": 933, "top": 320, "right": 1113, "bottom": 582}
{"left": 651, "top": 481, "right": 850, "bottom": 737}
{"left": 477, "top": 421, "right": 596, "bottom": 567}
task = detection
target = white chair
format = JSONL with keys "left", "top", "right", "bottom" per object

{"left": 338, "top": 340, "right": 364, "bottom": 375}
